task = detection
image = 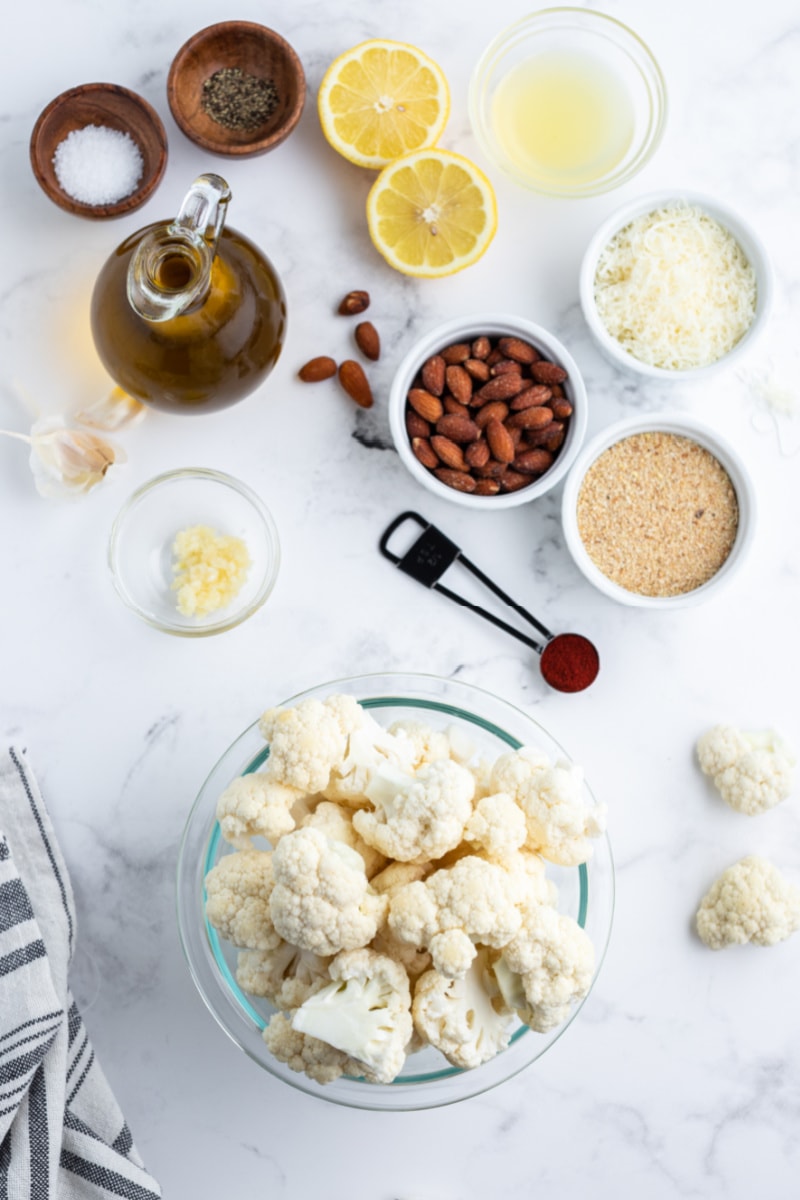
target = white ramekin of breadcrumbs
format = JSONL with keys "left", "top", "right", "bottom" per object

{"left": 561, "top": 415, "right": 756, "bottom": 608}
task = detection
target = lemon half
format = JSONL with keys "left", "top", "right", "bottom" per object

{"left": 318, "top": 39, "right": 450, "bottom": 169}
{"left": 366, "top": 149, "right": 498, "bottom": 278}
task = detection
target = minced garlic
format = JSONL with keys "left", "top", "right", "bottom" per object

{"left": 171, "top": 524, "right": 251, "bottom": 617}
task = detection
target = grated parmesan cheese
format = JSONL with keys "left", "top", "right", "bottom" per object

{"left": 593, "top": 203, "right": 757, "bottom": 370}
{"left": 171, "top": 525, "right": 251, "bottom": 617}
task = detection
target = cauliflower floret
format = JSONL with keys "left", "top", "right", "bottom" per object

{"left": 205, "top": 850, "right": 280, "bottom": 951}
{"left": 491, "top": 748, "right": 606, "bottom": 866}
{"left": 494, "top": 902, "right": 594, "bottom": 1032}
{"left": 353, "top": 759, "right": 475, "bottom": 863}
{"left": 258, "top": 694, "right": 364, "bottom": 793}
{"left": 413, "top": 948, "right": 515, "bottom": 1069}
{"left": 695, "top": 856, "right": 800, "bottom": 949}
{"left": 388, "top": 856, "right": 521, "bottom": 978}
{"left": 368, "top": 861, "right": 433, "bottom": 978}
{"left": 216, "top": 774, "right": 304, "bottom": 848}
{"left": 696, "top": 725, "right": 795, "bottom": 815}
{"left": 302, "top": 800, "right": 387, "bottom": 878}
{"left": 292, "top": 948, "right": 412, "bottom": 1084}
{"left": 463, "top": 792, "right": 527, "bottom": 861}
{"left": 236, "top": 944, "right": 332, "bottom": 1010}
{"left": 324, "top": 712, "right": 417, "bottom": 807}
{"left": 388, "top": 720, "right": 475, "bottom": 767}
{"left": 270, "top": 827, "right": 386, "bottom": 956}
{"left": 263, "top": 1012, "right": 354, "bottom": 1085}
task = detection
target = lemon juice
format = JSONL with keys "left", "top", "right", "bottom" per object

{"left": 491, "top": 50, "right": 635, "bottom": 189}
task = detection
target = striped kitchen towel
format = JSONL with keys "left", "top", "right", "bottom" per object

{"left": 0, "top": 747, "right": 161, "bottom": 1199}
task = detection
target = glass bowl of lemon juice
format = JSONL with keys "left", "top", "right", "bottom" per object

{"left": 469, "top": 8, "right": 666, "bottom": 198}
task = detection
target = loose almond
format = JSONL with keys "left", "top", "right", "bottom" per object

{"left": 485, "top": 419, "right": 516, "bottom": 464}
{"left": 298, "top": 355, "right": 337, "bottom": 382}
{"left": 445, "top": 365, "right": 473, "bottom": 406}
{"left": 338, "top": 360, "right": 373, "bottom": 408}
{"left": 355, "top": 321, "right": 380, "bottom": 361}
{"left": 421, "top": 355, "right": 446, "bottom": 396}
{"left": 407, "top": 388, "right": 444, "bottom": 422}
{"left": 338, "top": 290, "right": 370, "bottom": 315}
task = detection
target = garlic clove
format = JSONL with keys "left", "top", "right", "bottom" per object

{"left": 74, "top": 387, "right": 147, "bottom": 431}
{"left": 28, "top": 417, "right": 126, "bottom": 500}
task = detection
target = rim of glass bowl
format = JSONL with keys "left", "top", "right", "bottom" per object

{"left": 468, "top": 6, "right": 668, "bottom": 198}
{"left": 108, "top": 467, "right": 281, "bottom": 636}
{"left": 176, "top": 672, "right": 615, "bottom": 1110}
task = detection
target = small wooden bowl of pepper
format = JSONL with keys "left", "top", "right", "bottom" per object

{"left": 167, "top": 21, "right": 306, "bottom": 158}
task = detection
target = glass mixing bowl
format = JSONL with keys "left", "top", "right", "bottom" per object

{"left": 176, "top": 673, "right": 614, "bottom": 1110}
{"left": 469, "top": 8, "right": 667, "bottom": 198}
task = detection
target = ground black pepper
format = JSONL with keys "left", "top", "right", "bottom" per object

{"left": 201, "top": 67, "right": 280, "bottom": 131}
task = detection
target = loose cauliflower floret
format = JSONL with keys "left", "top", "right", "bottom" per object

{"left": 270, "top": 827, "right": 386, "bottom": 956}
{"left": 258, "top": 694, "right": 363, "bottom": 793}
{"left": 205, "top": 850, "right": 280, "bottom": 951}
{"left": 494, "top": 903, "right": 594, "bottom": 1033}
{"left": 263, "top": 1012, "right": 353, "bottom": 1085}
{"left": 463, "top": 793, "right": 527, "bottom": 861}
{"left": 292, "top": 948, "right": 412, "bottom": 1084}
{"left": 413, "top": 948, "right": 515, "bottom": 1069}
{"left": 492, "top": 748, "right": 606, "bottom": 866}
{"left": 353, "top": 759, "right": 475, "bottom": 863}
{"left": 388, "top": 856, "right": 521, "bottom": 978}
{"left": 216, "top": 774, "right": 303, "bottom": 848}
{"left": 236, "top": 944, "right": 332, "bottom": 1010}
{"left": 696, "top": 856, "right": 800, "bottom": 949}
{"left": 302, "top": 800, "right": 387, "bottom": 878}
{"left": 696, "top": 725, "right": 795, "bottom": 816}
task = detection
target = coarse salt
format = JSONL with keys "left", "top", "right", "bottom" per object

{"left": 52, "top": 125, "right": 144, "bottom": 206}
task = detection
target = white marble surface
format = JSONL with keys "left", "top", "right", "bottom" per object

{"left": 3, "top": 0, "right": 800, "bottom": 1195}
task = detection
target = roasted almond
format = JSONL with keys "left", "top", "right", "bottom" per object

{"left": 498, "top": 336, "right": 539, "bottom": 364}
{"left": 485, "top": 419, "right": 516, "bottom": 464}
{"left": 421, "top": 355, "right": 446, "bottom": 396}
{"left": 485, "top": 348, "right": 504, "bottom": 367}
{"left": 355, "top": 321, "right": 380, "bottom": 361}
{"left": 513, "top": 448, "right": 554, "bottom": 475}
{"left": 473, "top": 477, "right": 501, "bottom": 495}
{"left": 298, "top": 355, "right": 337, "bottom": 382}
{"left": 530, "top": 360, "right": 568, "bottom": 385}
{"left": 443, "top": 394, "right": 467, "bottom": 414}
{"left": 541, "top": 424, "right": 566, "bottom": 453}
{"left": 338, "top": 360, "right": 373, "bottom": 408}
{"left": 445, "top": 364, "right": 473, "bottom": 406}
{"left": 338, "top": 289, "right": 370, "bottom": 315}
{"left": 475, "top": 400, "right": 510, "bottom": 429}
{"left": 411, "top": 437, "right": 439, "bottom": 469}
{"left": 465, "top": 440, "right": 491, "bottom": 469}
{"left": 436, "top": 413, "right": 480, "bottom": 443}
{"left": 440, "top": 342, "right": 472, "bottom": 364}
{"left": 507, "top": 405, "right": 554, "bottom": 430}
{"left": 431, "top": 435, "right": 467, "bottom": 470}
{"left": 551, "top": 398, "right": 573, "bottom": 420}
{"left": 510, "top": 385, "right": 552, "bottom": 410}
{"left": 473, "top": 374, "right": 527, "bottom": 404}
{"left": 471, "top": 336, "right": 491, "bottom": 360}
{"left": 490, "top": 359, "right": 523, "bottom": 377}
{"left": 463, "top": 358, "right": 491, "bottom": 383}
{"left": 407, "top": 388, "right": 444, "bottom": 422}
{"left": 499, "top": 469, "right": 532, "bottom": 493}
{"left": 434, "top": 468, "right": 477, "bottom": 493}
{"left": 526, "top": 420, "right": 564, "bottom": 449}
{"left": 406, "top": 410, "right": 431, "bottom": 439}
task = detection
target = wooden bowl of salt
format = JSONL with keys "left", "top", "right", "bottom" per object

{"left": 30, "top": 83, "right": 168, "bottom": 219}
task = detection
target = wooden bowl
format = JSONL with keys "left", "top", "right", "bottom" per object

{"left": 30, "top": 83, "right": 168, "bottom": 219}
{"left": 167, "top": 21, "right": 306, "bottom": 158}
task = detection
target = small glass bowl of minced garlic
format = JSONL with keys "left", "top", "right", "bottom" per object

{"left": 108, "top": 468, "right": 280, "bottom": 634}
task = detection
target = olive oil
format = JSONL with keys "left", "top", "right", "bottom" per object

{"left": 491, "top": 50, "right": 635, "bottom": 190}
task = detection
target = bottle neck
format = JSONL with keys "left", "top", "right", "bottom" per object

{"left": 127, "top": 230, "right": 212, "bottom": 322}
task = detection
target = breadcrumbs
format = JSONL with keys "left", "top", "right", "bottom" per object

{"left": 171, "top": 524, "right": 251, "bottom": 617}
{"left": 576, "top": 432, "right": 739, "bottom": 597}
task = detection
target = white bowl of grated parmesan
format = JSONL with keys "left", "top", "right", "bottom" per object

{"left": 579, "top": 191, "right": 773, "bottom": 380}
{"left": 561, "top": 414, "right": 756, "bottom": 608}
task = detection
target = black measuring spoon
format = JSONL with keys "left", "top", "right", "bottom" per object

{"left": 379, "top": 512, "right": 599, "bottom": 694}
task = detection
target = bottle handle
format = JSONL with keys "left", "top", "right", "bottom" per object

{"left": 171, "top": 173, "right": 232, "bottom": 255}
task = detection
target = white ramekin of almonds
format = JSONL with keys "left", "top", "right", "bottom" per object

{"left": 389, "top": 314, "right": 588, "bottom": 508}
{"left": 561, "top": 414, "right": 756, "bottom": 608}
{"left": 579, "top": 190, "right": 774, "bottom": 381}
